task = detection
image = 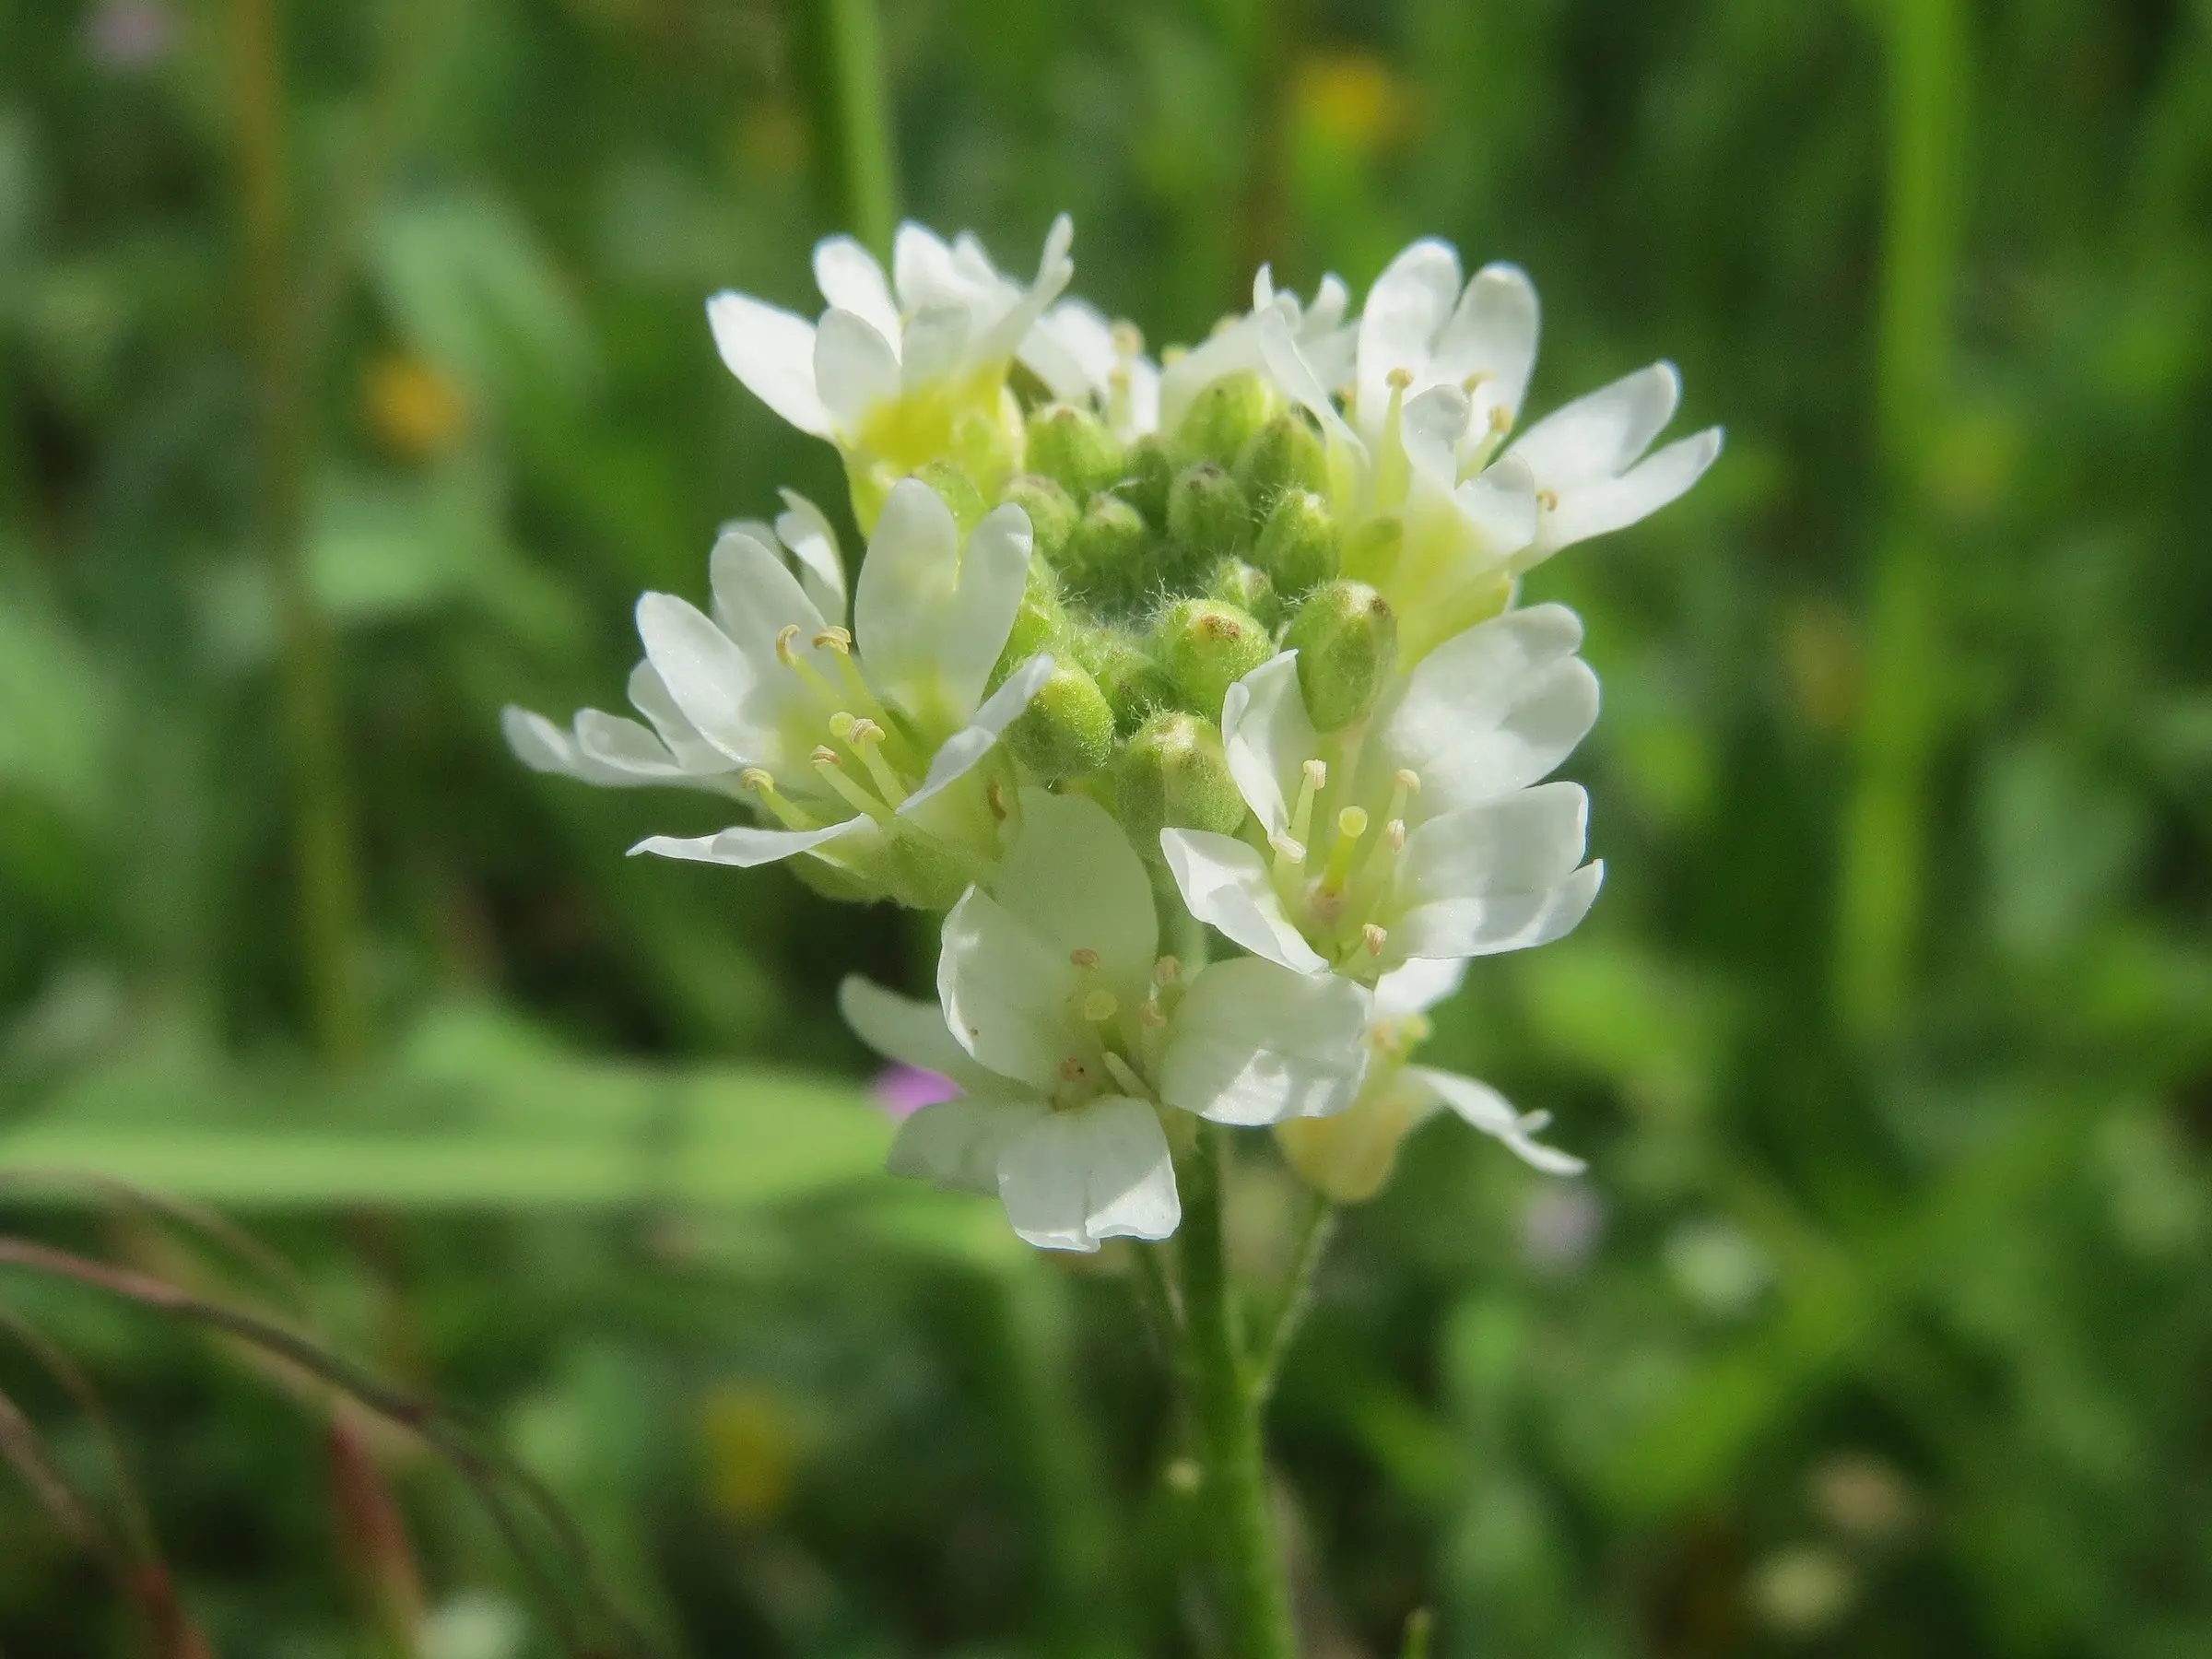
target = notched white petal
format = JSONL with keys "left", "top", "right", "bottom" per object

{"left": 996, "top": 1096, "right": 1179, "bottom": 1252}
{"left": 1159, "top": 830, "right": 1325, "bottom": 976}
{"left": 1406, "top": 1065, "right": 1585, "bottom": 1176}
{"left": 1159, "top": 959, "right": 1371, "bottom": 1125}
{"left": 891, "top": 1097, "right": 1048, "bottom": 1195}
{"left": 1221, "top": 652, "right": 1315, "bottom": 833}
{"left": 706, "top": 291, "right": 830, "bottom": 437}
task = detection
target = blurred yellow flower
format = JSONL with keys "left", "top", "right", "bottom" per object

{"left": 700, "top": 1383, "right": 797, "bottom": 1523}
{"left": 1296, "top": 53, "right": 1411, "bottom": 156}
{"left": 364, "top": 354, "right": 468, "bottom": 459}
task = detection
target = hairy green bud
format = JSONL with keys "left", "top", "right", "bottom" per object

{"left": 1113, "top": 434, "right": 1176, "bottom": 527}
{"left": 1155, "top": 597, "right": 1275, "bottom": 722}
{"left": 1072, "top": 627, "right": 1173, "bottom": 735}
{"left": 1055, "top": 491, "right": 1153, "bottom": 609}
{"left": 991, "top": 554, "right": 1068, "bottom": 688}
{"left": 998, "top": 473, "right": 1080, "bottom": 569}
{"left": 1166, "top": 462, "right": 1253, "bottom": 574}
{"left": 1026, "top": 403, "right": 1126, "bottom": 502}
{"left": 914, "top": 460, "right": 988, "bottom": 537}
{"left": 1252, "top": 488, "right": 1341, "bottom": 597}
{"left": 1341, "top": 512, "right": 1405, "bottom": 588}
{"left": 1175, "top": 371, "right": 1276, "bottom": 468}
{"left": 1284, "top": 580, "right": 1397, "bottom": 732}
{"left": 1005, "top": 662, "right": 1116, "bottom": 781}
{"left": 1116, "top": 712, "right": 1249, "bottom": 857}
{"left": 1235, "top": 410, "right": 1330, "bottom": 508}
{"left": 1204, "top": 559, "right": 1280, "bottom": 629}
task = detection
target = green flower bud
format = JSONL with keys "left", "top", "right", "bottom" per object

{"left": 1251, "top": 488, "right": 1341, "bottom": 597}
{"left": 1235, "top": 410, "right": 1330, "bottom": 508}
{"left": 991, "top": 554, "right": 1068, "bottom": 688}
{"left": 1175, "top": 371, "right": 1275, "bottom": 467}
{"left": 1072, "top": 627, "right": 1173, "bottom": 735}
{"left": 1025, "top": 402, "right": 1126, "bottom": 502}
{"left": 998, "top": 473, "right": 1079, "bottom": 569}
{"left": 1166, "top": 462, "right": 1253, "bottom": 574}
{"left": 1155, "top": 596, "right": 1275, "bottom": 721}
{"left": 1284, "top": 580, "right": 1397, "bottom": 732}
{"left": 1204, "top": 558, "right": 1280, "bottom": 629}
{"left": 914, "top": 460, "right": 988, "bottom": 537}
{"left": 1113, "top": 434, "right": 1175, "bottom": 526}
{"left": 1055, "top": 490, "right": 1154, "bottom": 610}
{"left": 1005, "top": 662, "right": 1116, "bottom": 781}
{"left": 1115, "top": 711, "right": 1249, "bottom": 857}
{"left": 1341, "top": 512, "right": 1405, "bottom": 588}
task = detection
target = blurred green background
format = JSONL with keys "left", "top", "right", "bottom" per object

{"left": 3, "top": 0, "right": 2210, "bottom": 1653}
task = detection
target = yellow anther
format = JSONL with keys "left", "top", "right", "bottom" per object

{"left": 1154, "top": 955, "right": 1182, "bottom": 984}
{"left": 1386, "top": 365, "right": 1414, "bottom": 391}
{"left": 1395, "top": 768, "right": 1421, "bottom": 795}
{"left": 776, "top": 623, "right": 804, "bottom": 665}
{"left": 1337, "top": 806, "right": 1370, "bottom": 839}
{"left": 810, "top": 746, "right": 841, "bottom": 767}
{"left": 1059, "top": 1057, "right": 1089, "bottom": 1083}
{"left": 1537, "top": 488, "right": 1560, "bottom": 512}
{"left": 1384, "top": 818, "right": 1406, "bottom": 853}
{"left": 740, "top": 768, "right": 775, "bottom": 793}
{"left": 1082, "top": 990, "right": 1119, "bottom": 1023}
{"left": 986, "top": 779, "right": 1009, "bottom": 821}
{"left": 1270, "top": 832, "right": 1308, "bottom": 866}
{"left": 1139, "top": 1000, "right": 1167, "bottom": 1029}
{"left": 1070, "top": 947, "right": 1100, "bottom": 971}
{"left": 848, "top": 717, "right": 885, "bottom": 746}
{"left": 1302, "top": 758, "right": 1328, "bottom": 791}
{"left": 813, "top": 626, "right": 853, "bottom": 654}
{"left": 1488, "top": 404, "right": 1514, "bottom": 433}
{"left": 828, "top": 711, "right": 857, "bottom": 739}
{"left": 1110, "top": 321, "right": 1145, "bottom": 358}
{"left": 1362, "top": 923, "right": 1388, "bottom": 957}
{"left": 1160, "top": 344, "right": 1188, "bottom": 367}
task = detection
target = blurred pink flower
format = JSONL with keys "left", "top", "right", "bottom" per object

{"left": 86, "top": 0, "right": 174, "bottom": 72}
{"left": 872, "top": 1064, "right": 959, "bottom": 1121}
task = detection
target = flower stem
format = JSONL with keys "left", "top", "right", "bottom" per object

{"left": 816, "top": 0, "right": 899, "bottom": 258}
{"left": 1179, "top": 1125, "right": 1299, "bottom": 1659}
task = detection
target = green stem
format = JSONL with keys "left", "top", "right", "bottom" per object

{"left": 1179, "top": 1126, "right": 1299, "bottom": 1659}
{"left": 230, "top": 0, "right": 370, "bottom": 1068}
{"left": 1252, "top": 1193, "right": 1335, "bottom": 1406}
{"left": 817, "top": 0, "right": 899, "bottom": 257}
{"left": 1835, "top": 0, "right": 1967, "bottom": 1041}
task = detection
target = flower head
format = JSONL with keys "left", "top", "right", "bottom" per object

{"left": 843, "top": 790, "right": 1372, "bottom": 1250}
{"left": 1161, "top": 605, "right": 1603, "bottom": 981}
{"left": 505, "top": 479, "right": 1051, "bottom": 908}
{"left": 709, "top": 218, "right": 1076, "bottom": 528}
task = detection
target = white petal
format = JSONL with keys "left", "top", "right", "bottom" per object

{"left": 709, "top": 525, "right": 828, "bottom": 665}
{"left": 939, "top": 503, "right": 1035, "bottom": 716}
{"left": 840, "top": 975, "right": 1001, "bottom": 1092}
{"left": 1371, "top": 955, "right": 1468, "bottom": 1019}
{"left": 1401, "top": 383, "right": 1475, "bottom": 486}
{"left": 1453, "top": 453, "right": 1541, "bottom": 554}
{"left": 1526, "top": 427, "right": 1723, "bottom": 563}
{"left": 900, "top": 653, "right": 1053, "bottom": 812}
{"left": 1379, "top": 605, "right": 1598, "bottom": 814}
{"left": 1508, "top": 361, "right": 1682, "bottom": 487}
{"left": 901, "top": 303, "right": 972, "bottom": 388}
{"left": 1256, "top": 302, "right": 1360, "bottom": 453}
{"left": 1395, "top": 783, "right": 1590, "bottom": 908}
{"left": 853, "top": 478, "right": 963, "bottom": 717}
{"left": 813, "top": 308, "right": 902, "bottom": 428}
{"left": 1433, "top": 262, "right": 1539, "bottom": 421}
{"left": 628, "top": 660, "right": 732, "bottom": 772}
{"left": 706, "top": 291, "right": 830, "bottom": 437}
{"left": 1405, "top": 1066, "right": 1585, "bottom": 1175}
{"left": 573, "top": 710, "right": 701, "bottom": 782}
{"left": 1393, "top": 861, "right": 1604, "bottom": 961}
{"left": 774, "top": 489, "right": 848, "bottom": 622}
{"left": 1221, "top": 652, "right": 1316, "bottom": 834}
{"left": 503, "top": 707, "right": 588, "bottom": 776}
{"left": 1157, "top": 319, "right": 1266, "bottom": 435}
{"left": 892, "top": 221, "right": 967, "bottom": 312}
{"left": 938, "top": 885, "right": 1082, "bottom": 1093}
{"left": 975, "top": 213, "right": 1076, "bottom": 363}
{"left": 629, "top": 815, "right": 871, "bottom": 868}
{"left": 634, "top": 593, "right": 781, "bottom": 768}
{"left": 1159, "top": 830, "right": 1326, "bottom": 975}
{"left": 992, "top": 789, "right": 1159, "bottom": 988}
{"left": 1357, "top": 238, "right": 1463, "bottom": 433}
{"left": 811, "top": 235, "right": 900, "bottom": 341}
{"left": 996, "top": 1096, "right": 1179, "bottom": 1251}
{"left": 1021, "top": 298, "right": 1117, "bottom": 401}
{"left": 890, "top": 1097, "right": 1049, "bottom": 1195}
{"left": 1159, "top": 958, "right": 1371, "bottom": 1125}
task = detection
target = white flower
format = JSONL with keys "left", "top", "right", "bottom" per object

{"left": 842, "top": 790, "right": 1374, "bottom": 1251}
{"left": 1160, "top": 605, "right": 1603, "bottom": 981}
{"left": 504, "top": 478, "right": 1051, "bottom": 909}
{"left": 1157, "top": 265, "right": 1357, "bottom": 437}
{"left": 708, "top": 218, "right": 1076, "bottom": 527}
{"left": 1278, "top": 955, "right": 1584, "bottom": 1202}
{"left": 1021, "top": 299, "right": 1163, "bottom": 441}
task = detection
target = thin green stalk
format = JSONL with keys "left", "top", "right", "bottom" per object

{"left": 230, "top": 0, "right": 370, "bottom": 1067}
{"left": 817, "top": 0, "right": 899, "bottom": 256}
{"left": 1835, "top": 0, "right": 1968, "bottom": 1040}
{"left": 1179, "top": 1126, "right": 1298, "bottom": 1659}
{"left": 1253, "top": 1193, "right": 1335, "bottom": 1406}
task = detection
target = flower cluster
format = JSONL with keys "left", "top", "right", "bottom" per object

{"left": 508, "top": 218, "right": 1718, "bottom": 1250}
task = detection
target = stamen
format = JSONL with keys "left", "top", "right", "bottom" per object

{"left": 1059, "top": 1057, "right": 1089, "bottom": 1084}
{"left": 812, "top": 626, "right": 853, "bottom": 654}
{"left": 1101, "top": 1052, "right": 1148, "bottom": 1098}
{"left": 1290, "top": 758, "right": 1324, "bottom": 853}
{"left": 1081, "top": 990, "right": 1118, "bottom": 1023}
{"left": 1376, "top": 371, "right": 1411, "bottom": 502}
{"left": 1488, "top": 404, "right": 1514, "bottom": 433}
{"left": 1110, "top": 321, "right": 1145, "bottom": 359}
{"left": 1536, "top": 488, "right": 1560, "bottom": 512}
{"left": 1386, "top": 366, "right": 1414, "bottom": 391}
{"left": 739, "top": 767, "right": 817, "bottom": 830}
{"left": 1322, "top": 806, "right": 1369, "bottom": 892}
{"left": 809, "top": 746, "right": 888, "bottom": 819}
{"left": 1070, "top": 947, "right": 1100, "bottom": 971}
{"left": 1461, "top": 370, "right": 1492, "bottom": 394}
{"left": 777, "top": 624, "right": 848, "bottom": 712}
{"left": 1270, "top": 832, "right": 1307, "bottom": 879}
{"left": 847, "top": 717, "right": 908, "bottom": 806}
{"left": 1153, "top": 956, "right": 1182, "bottom": 984}
{"left": 1138, "top": 999, "right": 1167, "bottom": 1029}
{"left": 828, "top": 711, "right": 857, "bottom": 739}
{"left": 1362, "top": 923, "right": 1388, "bottom": 958}
{"left": 775, "top": 623, "right": 804, "bottom": 665}
{"left": 986, "top": 779, "right": 1009, "bottom": 821}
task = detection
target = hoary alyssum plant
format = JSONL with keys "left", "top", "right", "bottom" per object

{"left": 507, "top": 217, "right": 1718, "bottom": 1657}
